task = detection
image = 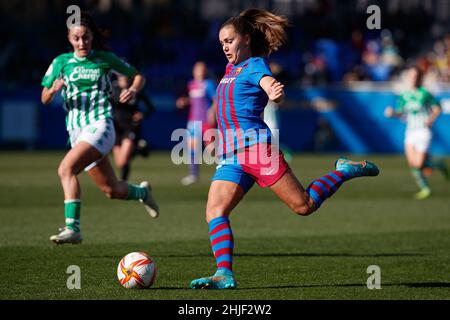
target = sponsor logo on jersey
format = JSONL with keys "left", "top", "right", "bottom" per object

{"left": 220, "top": 77, "right": 235, "bottom": 84}
{"left": 69, "top": 66, "right": 101, "bottom": 82}
{"left": 405, "top": 101, "right": 422, "bottom": 112}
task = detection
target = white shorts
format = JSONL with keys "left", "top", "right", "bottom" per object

{"left": 405, "top": 128, "right": 432, "bottom": 153}
{"left": 68, "top": 118, "right": 116, "bottom": 171}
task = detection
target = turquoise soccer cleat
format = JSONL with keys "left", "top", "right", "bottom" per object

{"left": 190, "top": 269, "right": 237, "bottom": 290}
{"left": 335, "top": 157, "right": 380, "bottom": 178}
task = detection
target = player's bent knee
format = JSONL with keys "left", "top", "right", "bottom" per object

{"left": 57, "top": 163, "right": 74, "bottom": 180}
{"left": 57, "top": 166, "right": 65, "bottom": 179}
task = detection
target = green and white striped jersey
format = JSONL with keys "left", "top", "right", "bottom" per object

{"left": 396, "top": 87, "right": 440, "bottom": 130}
{"left": 41, "top": 50, "right": 137, "bottom": 130}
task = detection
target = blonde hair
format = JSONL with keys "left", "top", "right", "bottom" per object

{"left": 221, "top": 8, "right": 289, "bottom": 57}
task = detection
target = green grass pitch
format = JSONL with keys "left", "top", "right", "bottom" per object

{"left": 0, "top": 151, "right": 449, "bottom": 300}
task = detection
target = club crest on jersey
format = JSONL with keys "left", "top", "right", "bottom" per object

{"left": 235, "top": 67, "right": 243, "bottom": 75}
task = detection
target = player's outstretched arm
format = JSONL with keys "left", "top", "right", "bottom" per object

{"left": 260, "top": 76, "right": 285, "bottom": 104}
{"left": 119, "top": 73, "right": 146, "bottom": 104}
{"left": 384, "top": 106, "right": 402, "bottom": 118}
{"left": 41, "top": 78, "right": 65, "bottom": 105}
{"left": 176, "top": 96, "right": 190, "bottom": 109}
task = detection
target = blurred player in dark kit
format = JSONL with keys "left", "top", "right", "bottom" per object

{"left": 112, "top": 74, "right": 155, "bottom": 181}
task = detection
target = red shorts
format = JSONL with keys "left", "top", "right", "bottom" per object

{"left": 213, "top": 143, "right": 290, "bottom": 192}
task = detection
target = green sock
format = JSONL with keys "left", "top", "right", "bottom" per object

{"left": 411, "top": 168, "right": 430, "bottom": 190}
{"left": 127, "top": 184, "right": 148, "bottom": 200}
{"left": 64, "top": 200, "right": 81, "bottom": 232}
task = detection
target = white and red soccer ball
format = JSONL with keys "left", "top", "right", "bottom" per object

{"left": 117, "top": 252, "right": 157, "bottom": 289}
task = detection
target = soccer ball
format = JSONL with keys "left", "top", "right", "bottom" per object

{"left": 117, "top": 252, "right": 157, "bottom": 289}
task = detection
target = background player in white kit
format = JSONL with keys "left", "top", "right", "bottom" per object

{"left": 385, "top": 66, "right": 448, "bottom": 199}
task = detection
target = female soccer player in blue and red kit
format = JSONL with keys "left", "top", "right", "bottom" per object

{"left": 190, "top": 9, "right": 380, "bottom": 290}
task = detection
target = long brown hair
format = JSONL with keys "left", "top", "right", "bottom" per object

{"left": 68, "top": 11, "right": 110, "bottom": 51}
{"left": 221, "top": 8, "right": 289, "bottom": 57}
{"left": 409, "top": 65, "right": 424, "bottom": 88}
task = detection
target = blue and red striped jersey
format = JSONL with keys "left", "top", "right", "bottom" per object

{"left": 215, "top": 57, "right": 273, "bottom": 158}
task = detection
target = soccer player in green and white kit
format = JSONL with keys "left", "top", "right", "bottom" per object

{"left": 385, "top": 66, "right": 448, "bottom": 200}
{"left": 41, "top": 12, "right": 159, "bottom": 244}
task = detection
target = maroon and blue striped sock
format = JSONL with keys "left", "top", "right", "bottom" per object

{"left": 306, "top": 170, "right": 350, "bottom": 209}
{"left": 209, "top": 216, "right": 234, "bottom": 272}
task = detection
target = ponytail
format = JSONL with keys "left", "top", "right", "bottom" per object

{"left": 221, "top": 8, "right": 289, "bottom": 57}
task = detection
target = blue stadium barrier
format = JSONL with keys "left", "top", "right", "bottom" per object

{"left": 281, "top": 87, "right": 450, "bottom": 155}
{"left": 1, "top": 87, "right": 449, "bottom": 155}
